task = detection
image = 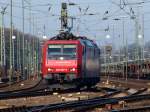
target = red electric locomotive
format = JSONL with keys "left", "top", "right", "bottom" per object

{"left": 41, "top": 32, "right": 100, "bottom": 88}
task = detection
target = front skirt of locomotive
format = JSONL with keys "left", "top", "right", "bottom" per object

{"left": 43, "top": 60, "right": 79, "bottom": 85}
{"left": 43, "top": 73, "right": 77, "bottom": 84}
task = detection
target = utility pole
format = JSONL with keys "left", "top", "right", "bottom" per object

{"left": 27, "top": 42, "right": 31, "bottom": 79}
{"left": 113, "top": 25, "right": 116, "bottom": 76}
{"left": 121, "top": 17, "right": 128, "bottom": 81}
{"left": 26, "top": 0, "right": 32, "bottom": 78}
{"left": 37, "top": 38, "right": 40, "bottom": 76}
{"left": 25, "top": 39, "right": 27, "bottom": 79}
{"left": 12, "top": 34, "right": 16, "bottom": 70}
{"left": 0, "top": 6, "right": 7, "bottom": 68}
{"left": 32, "top": 14, "right": 34, "bottom": 75}
{"left": 31, "top": 14, "right": 36, "bottom": 76}
{"left": 142, "top": 14, "right": 144, "bottom": 60}
{"left": 36, "top": 38, "right": 38, "bottom": 76}
{"left": 122, "top": 17, "right": 125, "bottom": 79}
{"left": 17, "top": 30, "right": 21, "bottom": 72}
{"left": 29, "top": 2, "right": 32, "bottom": 34}
{"left": 0, "top": 17, "right": 1, "bottom": 67}
{"left": 22, "top": 0, "right": 25, "bottom": 79}
{"left": 135, "top": 6, "right": 141, "bottom": 80}
{"left": 32, "top": 14, "right": 35, "bottom": 35}
{"left": 9, "top": 0, "right": 13, "bottom": 83}
{"left": 0, "top": 13, "right": 2, "bottom": 67}
{"left": 125, "top": 34, "right": 128, "bottom": 81}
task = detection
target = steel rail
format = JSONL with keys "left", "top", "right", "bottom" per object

{"left": 0, "top": 79, "right": 42, "bottom": 95}
{"left": 0, "top": 86, "right": 120, "bottom": 100}
{"left": 129, "top": 88, "right": 147, "bottom": 96}
{"left": 29, "top": 94, "right": 150, "bottom": 112}
{"left": 0, "top": 87, "right": 104, "bottom": 100}
{"left": 0, "top": 79, "right": 25, "bottom": 89}
{"left": 0, "top": 89, "right": 148, "bottom": 111}
{"left": 112, "top": 106, "right": 150, "bottom": 112}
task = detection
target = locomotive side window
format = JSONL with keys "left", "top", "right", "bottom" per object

{"left": 86, "top": 40, "right": 93, "bottom": 47}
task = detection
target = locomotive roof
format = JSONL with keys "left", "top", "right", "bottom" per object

{"left": 50, "top": 31, "right": 89, "bottom": 41}
{"left": 49, "top": 31, "right": 99, "bottom": 48}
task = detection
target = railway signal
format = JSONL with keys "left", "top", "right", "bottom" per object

{"left": 60, "top": 3, "right": 75, "bottom": 33}
{"left": 61, "top": 3, "right": 68, "bottom": 31}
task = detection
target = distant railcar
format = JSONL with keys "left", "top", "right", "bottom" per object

{"left": 41, "top": 32, "right": 100, "bottom": 88}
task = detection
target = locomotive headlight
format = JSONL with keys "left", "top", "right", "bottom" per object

{"left": 60, "top": 57, "right": 64, "bottom": 60}
{"left": 48, "top": 68, "right": 53, "bottom": 71}
{"left": 70, "top": 68, "right": 76, "bottom": 72}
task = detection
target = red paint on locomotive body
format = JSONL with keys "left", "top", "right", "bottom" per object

{"left": 45, "top": 60, "right": 78, "bottom": 73}
{"left": 42, "top": 40, "right": 83, "bottom": 79}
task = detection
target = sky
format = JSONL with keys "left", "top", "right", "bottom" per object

{"left": 0, "top": 0, "right": 150, "bottom": 49}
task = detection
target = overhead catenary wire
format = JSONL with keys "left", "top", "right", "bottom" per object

{"left": 0, "top": 0, "right": 150, "bottom": 39}
{"left": 0, "top": 2, "right": 50, "bottom": 15}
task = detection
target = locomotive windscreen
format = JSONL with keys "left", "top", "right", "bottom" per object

{"left": 48, "top": 44, "right": 76, "bottom": 60}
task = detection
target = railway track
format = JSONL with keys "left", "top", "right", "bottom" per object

{"left": 0, "top": 79, "right": 148, "bottom": 111}
{"left": 0, "top": 83, "right": 8, "bottom": 88}
{"left": 0, "top": 80, "right": 25, "bottom": 89}
{"left": 112, "top": 106, "right": 150, "bottom": 112}
{"left": 101, "top": 76, "right": 150, "bottom": 89}
{"left": 0, "top": 79, "right": 48, "bottom": 100}
{"left": 0, "top": 93, "right": 149, "bottom": 112}
{"left": 0, "top": 79, "right": 43, "bottom": 94}
{"left": 0, "top": 86, "right": 119, "bottom": 100}
{"left": 39, "top": 94, "right": 150, "bottom": 112}
{"left": 0, "top": 86, "right": 147, "bottom": 111}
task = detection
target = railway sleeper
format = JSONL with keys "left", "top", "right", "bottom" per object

{"left": 0, "top": 106, "right": 29, "bottom": 112}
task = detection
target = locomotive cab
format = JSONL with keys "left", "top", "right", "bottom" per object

{"left": 42, "top": 41, "right": 82, "bottom": 85}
